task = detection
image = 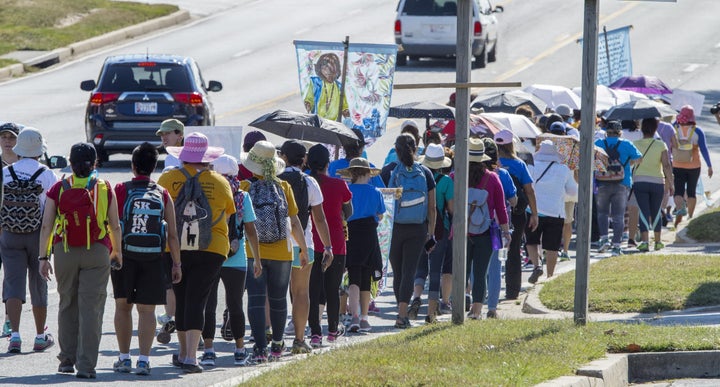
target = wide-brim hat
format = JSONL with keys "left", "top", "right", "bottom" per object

{"left": 240, "top": 140, "right": 285, "bottom": 177}
{"left": 468, "top": 138, "right": 491, "bottom": 163}
{"left": 13, "top": 127, "right": 46, "bottom": 158}
{"left": 166, "top": 132, "right": 224, "bottom": 163}
{"left": 337, "top": 157, "right": 381, "bottom": 178}
{"left": 420, "top": 143, "right": 452, "bottom": 169}
{"left": 534, "top": 139, "right": 562, "bottom": 162}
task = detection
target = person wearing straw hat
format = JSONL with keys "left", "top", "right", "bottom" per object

{"left": 408, "top": 143, "right": 454, "bottom": 323}
{"left": 337, "top": 158, "right": 385, "bottom": 333}
{"left": 157, "top": 132, "right": 235, "bottom": 373}
{"left": 238, "top": 140, "right": 309, "bottom": 363}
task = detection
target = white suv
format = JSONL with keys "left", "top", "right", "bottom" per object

{"left": 394, "top": 0, "right": 503, "bottom": 68}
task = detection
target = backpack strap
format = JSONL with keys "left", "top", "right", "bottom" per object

{"left": 29, "top": 166, "right": 47, "bottom": 181}
{"left": 535, "top": 161, "right": 555, "bottom": 184}
{"left": 8, "top": 165, "right": 18, "bottom": 182}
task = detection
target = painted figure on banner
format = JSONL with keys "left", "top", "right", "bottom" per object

{"left": 303, "top": 53, "right": 349, "bottom": 121}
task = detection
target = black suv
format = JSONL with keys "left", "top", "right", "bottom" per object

{"left": 80, "top": 54, "right": 222, "bottom": 162}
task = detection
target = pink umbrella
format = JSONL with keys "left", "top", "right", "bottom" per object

{"left": 609, "top": 75, "right": 672, "bottom": 95}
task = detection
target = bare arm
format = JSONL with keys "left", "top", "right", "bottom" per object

{"left": 163, "top": 196, "right": 182, "bottom": 284}
{"left": 243, "top": 221, "right": 262, "bottom": 278}
{"left": 38, "top": 198, "right": 57, "bottom": 281}
{"left": 661, "top": 150, "right": 674, "bottom": 196}
{"left": 311, "top": 204, "right": 334, "bottom": 270}
{"left": 426, "top": 188, "right": 436, "bottom": 239}
{"left": 342, "top": 200, "right": 353, "bottom": 220}
{"left": 524, "top": 183, "right": 539, "bottom": 231}
{"left": 106, "top": 191, "right": 123, "bottom": 266}
{"left": 290, "top": 214, "right": 309, "bottom": 267}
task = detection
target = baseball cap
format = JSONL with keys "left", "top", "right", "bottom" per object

{"left": 549, "top": 121, "right": 567, "bottom": 135}
{"left": 0, "top": 122, "right": 20, "bottom": 137}
{"left": 155, "top": 118, "right": 184, "bottom": 136}
{"left": 494, "top": 129, "right": 513, "bottom": 145}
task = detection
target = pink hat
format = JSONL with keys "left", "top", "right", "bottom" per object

{"left": 676, "top": 105, "right": 696, "bottom": 125}
{"left": 166, "top": 132, "right": 224, "bottom": 163}
{"left": 494, "top": 129, "right": 514, "bottom": 145}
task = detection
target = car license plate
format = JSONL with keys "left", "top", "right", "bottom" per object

{"left": 428, "top": 24, "right": 448, "bottom": 33}
{"left": 134, "top": 102, "right": 157, "bottom": 114}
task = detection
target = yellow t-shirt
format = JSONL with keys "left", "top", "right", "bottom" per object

{"left": 633, "top": 138, "right": 667, "bottom": 179}
{"left": 158, "top": 166, "right": 235, "bottom": 257}
{"left": 239, "top": 176, "right": 298, "bottom": 261}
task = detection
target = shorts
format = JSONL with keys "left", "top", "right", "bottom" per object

{"left": 111, "top": 257, "right": 167, "bottom": 305}
{"left": 162, "top": 253, "right": 173, "bottom": 290}
{"left": 564, "top": 201, "right": 576, "bottom": 224}
{"left": 1, "top": 231, "right": 47, "bottom": 306}
{"left": 525, "top": 216, "right": 564, "bottom": 252}
{"left": 292, "top": 246, "right": 315, "bottom": 268}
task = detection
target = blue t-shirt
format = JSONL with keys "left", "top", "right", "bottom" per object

{"left": 594, "top": 137, "right": 643, "bottom": 188}
{"left": 499, "top": 157, "right": 533, "bottom": 185}
{"left": 223, "top": 193, "right": 257, "bottom": 269}
{"left": 496, "top": 167, "right": 517, "bottom": 201}
{"left": 433, "top": 172, "right": 454, "bottom": 230}
{"left": 328, "top": 158, "right": 385, "bottom": 188}
{"left": 347, "top": 183, "right": 386, "bottom": 222}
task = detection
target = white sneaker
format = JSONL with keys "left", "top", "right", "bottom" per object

{"left": 284, "top": 319, "right": 295, "bottom": 336}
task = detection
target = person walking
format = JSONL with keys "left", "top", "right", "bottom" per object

{"left": 2, "top": 128, "right": 58, "bottom": 353}
{"left": 156, "top": 118, "right": 184, "bottom": 171}
{"left": 157, "top": 133, "right": 235, "bottom": 373}
{"left": 381, "top": 133, "right": 436, "bottom": 328}
{"left": 0, "top": 122, "right": 20, "bottom": 338}
{"left": 38, "top": 142, "right": 122, "bottom": 379}
{"left": 111, "top": 142, "right": 182, "bottom": 375}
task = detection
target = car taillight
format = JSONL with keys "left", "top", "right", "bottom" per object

{"left": 173, "top": 92, "right": 203, "bottom": 106}
{"left": 90, "top": 92, "right": 119, "bottom": 105}
{"left": 473, "top": 21, "right": 482, "bottom": 36}
{"left": 394, "top": 20, "right": 402, "bottom": 35}
{"left": 93, "top": 134, "right": 103, "bottom": 145}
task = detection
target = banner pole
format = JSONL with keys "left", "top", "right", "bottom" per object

{"left": 603, "top": 25, "right": 611, "bottom": 84}
{"left": 337, "top": 36, "right": 350, "bottom": 123}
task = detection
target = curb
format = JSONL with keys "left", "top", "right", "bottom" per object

{"left": 0, "top": 9, "right": 190, "bottom": 81}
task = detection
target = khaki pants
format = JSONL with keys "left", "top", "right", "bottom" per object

{"left": 53, "top": 243, "right": 110, "bottom": 373}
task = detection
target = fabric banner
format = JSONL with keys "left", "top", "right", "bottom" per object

{"left": 294, "top": 40, "right": 397, "bottom": 143}
{"left": 376, "top": 188, "right": 398, "bottom": 294}
{"left": 579, "top": 26, "right": 632, "bottom": 86}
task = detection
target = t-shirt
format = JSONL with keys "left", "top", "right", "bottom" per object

{"left": 224, "top": 192, "right": 256, "bottom": 268}
{"left": 311, "top": 175, "right": 352, "bottom": 255}
{"left": 347, "top": 183, "right": 385, "bottom": 222}
{"left": 2, "top": 158, "right": 59, "bottom": 213}
{"left": 162, "top": 154, "right": 181, "bottom": 172}
{"left": 498, "top": 157, "right": 533, "bottom": 186}
{"left": 282, "top": 167, "right": 323, "bottom": 250}
{"left": 496, "top": 167, "right": 517, "bottom": 202}
{"left": 632, "top": 138, "right": 667, "bottom": 180}
{"left": 433, "top": 172, "right": 454, "bottom": 230}
{"left": 158, "top": 166, "right": 236, "bottom": 257}
{"left": 594, "top": 137, "right": 643, "bottom": 188}
{"left": 328, "top": 158, "right": 385, "bottom": 188}
{"left": 239, "top": 176, "right": 298, "bottom": 261}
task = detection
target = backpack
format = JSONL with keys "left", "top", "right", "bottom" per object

{"left": 57, "top": 177, "right": 106, "bottom": 251}
{"left": 433, "top": 174, "right": 449, "bottom": 240}
{"left": 278, "top": 170, "right": 310, "bottom": 230}
{"left": 508, "top": 171, "right": 528, "bottom": 216}
{"left": 467, "top": 174, "right": 491, "bottom": 235}
{"left": 595, "top": 140, "right": 627, "bottom": 182}
{"left": 389, "top": 162, "right": 428, "bottom": 224}
{"left": 120, "top": 180, "right": 166, "bottom": 259}
{"left": 0, "top": 166, "right": 46, "bottom": 233}
{"left": 247, "top": 177, "right": 289, "bottom": 243}
{"left": 672, "top": 125, "right": 696, "bottom": 163}
{"left": 174, "top": 168, "right": 222, "bottom": 251}
{"left": 228, "top": 176, "right": 245, "bottom": 241}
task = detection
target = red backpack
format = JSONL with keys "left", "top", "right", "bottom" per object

{"left": 57, "top": 177, "right": 106, "bottom": 251}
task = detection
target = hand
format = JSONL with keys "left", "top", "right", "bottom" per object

{"left": 39, "top": 260, "right": 53, "bottom": 282}
{"left": 230, "top": 239, "right": 239, "bottom": 255}
{"left": 321, "top": 250, "right": 333, "bottom": 272}
{"left": 110, "top": 250, "right": 123, "bottom": 270}
{"left": 171, "top": 265, "right": 182, "bottom": 284}
{"left": 528, "top": 214, "right": 539, "bottom": 232}
{"left": 304, "top": 101, "right": 312, "bottom": 113}
{"left": 708, "top": 167, "right": 713, "bottom": 179}
{"left": 299, "top": 249, "right": 309, "bottom": 269}
{"left": 253, "top": 259, "right": 262, "bottom": 279}
{"left": 342, "top": 109, "right": 350, "bottom": 118}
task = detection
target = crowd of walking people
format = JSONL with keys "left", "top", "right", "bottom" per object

{"left": 0, "top": 93, "right": 713, "bottom": 378}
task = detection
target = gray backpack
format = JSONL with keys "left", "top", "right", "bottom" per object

{"left": 247, "top": 177, "right": 288, "bottom": 243}
{"left": 174, "top": 168, "right": 223, "bottom": 250}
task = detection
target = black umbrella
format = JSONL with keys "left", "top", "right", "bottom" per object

{"left": 388, "top": 101, "right": 455, "bottom": 119}
{"left": 248, "top": 109, "right": 359, "bottom": 147}
{"left": 471, "top": 90, "right": 547, "bottom": 115}
{"left": 602, "top": 99, "right": 677, "bottom": 121}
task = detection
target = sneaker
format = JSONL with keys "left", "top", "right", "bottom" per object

{"left": 393, "top": 316, "right": 412, "bottom": 329}
{"left": 610, "top": 246, "right": 623, "bottom": 256}
{"left": 310, "top": 334, "right": 322, "bottom": 349}
{"left": 673, "top": 205, "right": 687, "bottom": 216}
{"left": 486, "top": 310, "right": 498, "bottom": 319}
{"left": 157, "top": 314, "right": 172, "bottom": 326}
{"left": 654, "top": 241, "right": 665, "bottom": 251}
{"left": 156, "top": 318, "right": 175, "bottom": 344}
{"left": 199, "top": 351, "right": 216, "bottom": 366}
{"left": 171, "top": 353, "right": 182, "bottom": 367}
{"left": 113, "top": 358, "right": 132, "bottom": 373}
{"left": 76, "top": 370, "right": 97, "bottom": 379}
{"left": 558, "top": 250, "right": 570, "bottom": 262}
{"left": 439, "top": 302, "right": 452, "bottom": 315}
{"left": 33, "top": 333, "right": 55, "bottom": 352}
{"left": 597, "top": 237, "right": 611, "bottom": 253}
{"left": 7, "top": 336, "right": 21, "bottom": 353}
{"left": 234, "top": 348, "right": 249, "bottom": 366}
{"left": 269, "top": 341, "right": 285, "bottom": 361}
{"left": 291, "top": 338, "right": 312, "bottom": 354}
{"left": 424, "top": 313, "right": 437, "bottom": 324}
{"left": 368, "top": 300, "right": 381, "bottom": 314}
{"left": 340, "top": 313, "right": 353, "bottom": 327}
{"left": 58, "top": 358, "right": 75, "bottom": 373}
{"left": 265, "top": 327, "right": 272, "bottom": 343}
{"left": 627, "top": 239, "right": 637, "bottom": 248}
{"left": 156, "top": 330, "right": 171, "bottom": 345}
{"left": 523, "top": 258, "right": 534, "bottom": 268}
{"left": 284, "top": 319, "right": 295, "bottom": 336}
{"left": 407, "top": 297, "right": 421, "bottom": 320}
{"left": 528, "top": 267, "right": 543, "bottom": 284}
{"left": 348, "top": 316, "right": 360, "bottom": 333}
{"left": 359, "top": 319, "right": 372, "bottom": 332}
{"left": 1, "top": 321, "right": 10, "bottom": 338}
{"left": 636, "top": 241, "right": 649, "bottom": 252}
{"left": 327, "top": 328, "right": 343, "bottom": 343}
{"left": 250, "top": 346, "right": 268, "bottom": 364}
{"left": 182, "top": 363, "right": 203, "bottom": 373}
{"left": 221, "top": 309, "right": 233, "bottom": 341}
{"left": 135, "top": 360, "right": 151, "bottom": 376}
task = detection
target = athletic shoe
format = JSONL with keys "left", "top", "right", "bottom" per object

{"left": 673, "top": 205, "right": 687, "bottom": 216}
{"left": 340, "top": 313, "right": 353, "bottom": 327}
{"left": 234, "top": 348, "right": 249, "bottom": 366}
{"left": 171, "top": 353, "right": 182, "bottom": 367}
{"left": 135, "top": 360, "right": 151, "bottom": 376}
{"left": 250, "top": 346, "right": 268, "bottom": 365}
{"left": 284, "top": 319, "right": 295, "bottom": 336}
{"left": 157, "top": 318, "right": 176, "bottom": 345}
{"left": 348, "top": 316, "right": 360, "bottom": 333}
{"left": 221, "top": 309, "right": 233, "bottom": 341}
{"left": 265, "top": 327, "right": 272, "bottom": 343}
{"left": 558, "top": 250, "right": 570, "bottom": 262}
{"left": 627, "top": 239, "right": 637, "bottom": 248}
{"left": 523, "top": 258, "right": 534, "bottom": 268}
{"left": 610, "top": 246, "right": 623, "bottom": 256}
{"left": 58, "top": 359, "right": 75, "bottom": 373}
{"left": 359, "top": 319, "right": 372, "bottom": 332}
{"left": 199, "top": 351, "right": 216, "bottom": 366}
{"left": 368, "top": 300, "right": 381, "bottom": 313}
{"left": 113, "top": 358, "right": 132, "bottom": 373}
{"left": 269, "top": 341, "right": 285, "bottom": 361}
{"left": 528, "top": 267, "right": 543, "bottom": 284}
{"left": 7, "top": 336, "right": 21, "bottom": 353}
{"left": 424, "top": 313, "right": 437, "bottom": 324}
{"left": 393, "top": 316, "right": 412, "bottom": 329}
{"left": 597, "top": 237, "right": 611, "bottom": 253}
{"left": 309, "top": 334, "right": 322, "bottom": 349}
{"left": 157, "top": 314, "right": 172, "bottom": 326}
{"left": 33, "top": 333, "right": 55, "bottom": 352}
{"left": 636, "top": 241, "right": 649, "bottom": 252}
{"left": 1, "top": 321, "right": 10, "bottom": 338}
{"left": 182, "top": 363, "right": 203, "bottom": 373}
{"left": 407, "top": 297, "right": 421, "bottom": 320}
{"left": 654, "top": 241, "right": 665, "bottom": 251}
{"left": 486, "top": 310, "right": 498, "bottom": 319}
{"left": 439, "top": 302, "right": 452, "bottom": 315}
{"left": 76, "top": 370, "right": 97, "bottom": 379}
{"left": 291, "top": 338, "right": 312, "bottom": 354}
{"left": 327, "top": 328, "right": 343, "bottom": 343}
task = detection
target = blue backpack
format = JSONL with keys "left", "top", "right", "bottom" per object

{"left": 389, "top": 162, "right": 428, "bottom": 224}
{"left": 120, "top": 180, "right": 166, "bottom": 259}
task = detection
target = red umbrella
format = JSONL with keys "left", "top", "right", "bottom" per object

{"left": 609, "top": 75, "right": 672, "bottom": 95}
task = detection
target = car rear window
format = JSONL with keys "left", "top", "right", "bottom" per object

{"left": 401, "top": 0, "right": 457, "bottom": 16}
{"left": 99, "top": 63, "right": 191, "bottom": 92}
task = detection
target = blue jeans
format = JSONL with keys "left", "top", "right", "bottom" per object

{"left": 485, "top": 249, "right": 501, "bottom": 310}
{"left": 596, "top": 183, "right": 629, "bottom": 245}
{"left": 245, "top": 258, "right": 291, "bottom": 348}
{"left": 466, "top": 234, "right": 493, "bottom": 304}
{"left": 634, "top": 182, "right": 665, "bottom": 233}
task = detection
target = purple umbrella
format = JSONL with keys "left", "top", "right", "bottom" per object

{"left": 609, "top": 75, "right": 672, "bottom": 95}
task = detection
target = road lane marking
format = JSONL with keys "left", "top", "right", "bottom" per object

{"left": 294, "top": 27, "right": 311, "bottom": 36}
{"left": 232, "top": 49, "right": 253, "bottom": 58}
{"left": 683, "top": 63, "right": 705, "bottom": 73}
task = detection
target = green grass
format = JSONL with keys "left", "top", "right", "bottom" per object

{"left": 686, "top": 207, "right": 720, "bottom": 242}
{"left": 0, "top": 0, "right": 177, "bottom": 55}
{"left": 244, "top": 319, "right": 720, "bottom": 386}
{"left": 540, "top": 254, "right": 720, "bottom": 313}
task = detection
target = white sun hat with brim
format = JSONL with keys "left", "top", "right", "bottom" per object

{"left": 240, "top": 140, "right": 285, "bottom": 178}
{"left": 420, "top": 143, "right": 451, "bottom": 169}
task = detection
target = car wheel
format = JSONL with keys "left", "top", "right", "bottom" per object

{"left": 487, "top": 40, "right": 497, "bottom": 63}
{"left": 396, "top": 54, "right": 407, "bottom": 66}
{"left": 473, "top": 43, "right": 486, "bottom": 69}
{"left": 95, "top": 146, "right": 109, "bottom": 166}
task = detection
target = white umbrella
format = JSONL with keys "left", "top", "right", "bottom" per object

{"left": 523, "top": 84, "right": 581, "bottom": 110}
{"left": 481, "top": 112, "right": 541, "bottom": 139}
{"left": 572, "top": 85, "right": 648, "bottom": 111}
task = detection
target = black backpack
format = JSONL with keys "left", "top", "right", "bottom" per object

{"left": 509, "top": 171, "right": 528, "bottom": 216}
{"left": 278, "top": 170, "right": 310, "bottom": 230}
{"left": 120, "top": 180, "right": 166, "bottom": 260}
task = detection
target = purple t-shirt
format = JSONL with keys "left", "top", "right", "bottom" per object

{"left": 656, "top": 121, "right": 675, "bottom": 162}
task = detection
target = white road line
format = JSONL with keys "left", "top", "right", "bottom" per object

{"left": 294, "top": 27, "right": 311, "bottom": 36}
{"left": 232, "top": 49, "right": 253, "bottom": 58}
{"left": 349, "top": 8, "right": 362, "bottom": 16}
{"left": 682, "top": 63, "right": 704, "bottom": 73}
